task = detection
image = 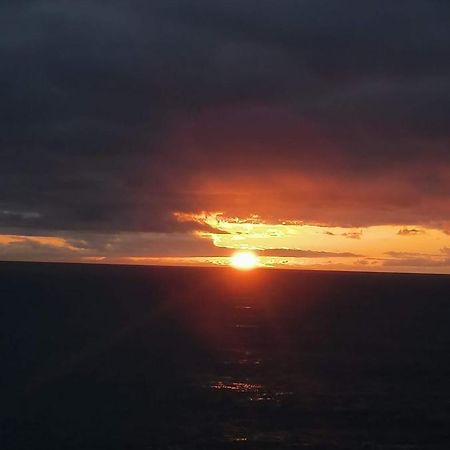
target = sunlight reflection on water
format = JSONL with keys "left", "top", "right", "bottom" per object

{"left": 209, "top": 380, "right": 263, "bottom": 393}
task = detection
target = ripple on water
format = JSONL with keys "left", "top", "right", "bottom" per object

{"left": 208, "top": 378, "right": 293, "bottom": 403}
{"left": 209, "top": 380, "right": 264, "bottom": 393}
{"left": 224, "top": 428, "right": 294, "bottom": 445}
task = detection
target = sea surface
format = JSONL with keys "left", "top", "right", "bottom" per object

{"left": 1, "top": 262, "right": 450, "bottom": 449}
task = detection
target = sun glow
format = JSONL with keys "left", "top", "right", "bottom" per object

{"left": 230, "top": 251, "right": 259, "bottom": 270}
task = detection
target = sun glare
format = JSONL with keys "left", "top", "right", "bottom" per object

{"left": 230, "top": 251, "right": 259, "bottom": 270}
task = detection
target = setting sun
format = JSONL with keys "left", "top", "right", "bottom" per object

{"left": 230, "top": 251, "right": 259, "bottom": 270}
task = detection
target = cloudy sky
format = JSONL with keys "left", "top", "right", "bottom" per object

{"left": 1, "top": 1, "right": 450, "bottom": 273}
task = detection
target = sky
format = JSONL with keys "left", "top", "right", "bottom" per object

{"left": 1, "top": 1, "right": 450, "bottom": 273}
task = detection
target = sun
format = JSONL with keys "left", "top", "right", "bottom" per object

{"left": 230, "top": 251, "right": 259, "bottom": 270}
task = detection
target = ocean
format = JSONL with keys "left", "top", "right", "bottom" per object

{"left": 1, "top": 262, "right": 449, "bottom": 449}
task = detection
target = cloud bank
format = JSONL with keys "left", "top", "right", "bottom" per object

{"left": 1, "top": 2, "right": 449, "bottom": 272}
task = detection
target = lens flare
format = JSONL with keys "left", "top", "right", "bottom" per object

{"left": 230, "top": 251, "right": 259, "bottom": 270}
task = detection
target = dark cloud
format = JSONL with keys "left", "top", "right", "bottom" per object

{"left": 0, "top": 238, "right": 75, "bottom": 262}
{"left": 323, "top": 230, "right": 362, "bottom": 239}
{"left": 383, "top": 256, "right": 450, "bottom": 268}
{"left": 397, "top": 228, "right": 425, "bottom": 236}
{"left": 381, "top": 247, "right": 450, "bottom": 269}
{"left": 1, "top": 1, "right": 450, "bottom": 235}
{"left": 0, "top": 230, "right": 233, "bottom": 261}
{"left": 258, "top": 249, "right": 361, "bottom": 258}
{"left": 385, "top": 251, "right": 435, "bottom": 258}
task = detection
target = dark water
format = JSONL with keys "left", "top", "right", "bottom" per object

{"left": 1, "top": 262, "right": 450, "bottom": 449}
